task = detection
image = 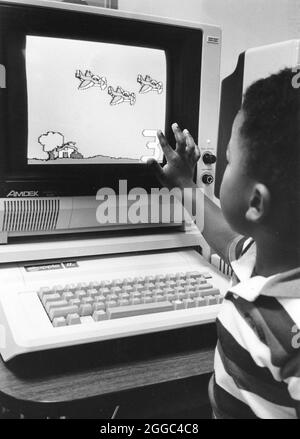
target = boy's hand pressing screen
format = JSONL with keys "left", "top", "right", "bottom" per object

{"left": 148, "top": 123, "right": 200, "bottom": 189}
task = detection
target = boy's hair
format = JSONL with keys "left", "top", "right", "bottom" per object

{"left": 240, "top": 68, "right": 299, "bottom": 219}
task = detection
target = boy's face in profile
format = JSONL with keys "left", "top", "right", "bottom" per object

{"left": 220, "top": 111, "right": 254, "bottom": 236}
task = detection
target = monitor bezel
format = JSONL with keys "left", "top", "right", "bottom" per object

{"left": 0, "top": 2, "right": 203, "bottom": 197}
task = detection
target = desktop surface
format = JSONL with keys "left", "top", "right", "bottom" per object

{"left": 0, "top": 322, "right": 217, "bottom": 418}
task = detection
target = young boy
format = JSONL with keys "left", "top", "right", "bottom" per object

{"left": 149, "top": 68, "right": 300, "bottom": 419}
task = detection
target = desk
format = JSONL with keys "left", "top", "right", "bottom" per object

{"left": 0, "top": 324, "right": 216, "bottom": 419}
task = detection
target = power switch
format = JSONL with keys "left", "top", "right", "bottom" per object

{"left": 202, "top": 174, "right": 214, "bottom": 185}
{"left": 202, "top": 153, "right": 217, "bottom": 165}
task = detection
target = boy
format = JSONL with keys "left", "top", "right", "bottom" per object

{"left": 149, "top": 68, "right": 300, "bottom": 419}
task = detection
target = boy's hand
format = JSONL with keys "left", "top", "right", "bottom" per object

{"left": 148, "top": 123, "right": 201, "bottom": 189}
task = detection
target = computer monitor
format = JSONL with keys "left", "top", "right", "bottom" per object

{"left": 215, "top": 39, "right": 300, "bottom": 198}
{"left": 0, "top": 0, "right": 221, "bottom": 242}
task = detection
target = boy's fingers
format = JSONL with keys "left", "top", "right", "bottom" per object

{"left": 147, "top": 158, "right": 165, "bottom": 182}
{"left": 183, "top": 129, "right": 200, "bottom": 159}
{"left": 157, "top": 130, "right": 174, "bottom": 160}
{"left": 172, "top": 123, "right": 186, "bottom": 154}
{"left": 195, "top": 144, "right": 201, "bottom": 160}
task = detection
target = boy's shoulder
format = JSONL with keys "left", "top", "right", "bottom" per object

{"left": 259, "top": 267, "right": 300, "bottom": 300}
{"left": 228, "top": 237, "right": 300, "bottom": 302}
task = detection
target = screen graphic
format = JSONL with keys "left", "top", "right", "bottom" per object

{"left": 26, "top": 36, "right": 167, "bottom": 165}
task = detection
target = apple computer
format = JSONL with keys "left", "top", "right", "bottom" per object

{"left": 0, "top": 0, "right": 227, "bottom": 362}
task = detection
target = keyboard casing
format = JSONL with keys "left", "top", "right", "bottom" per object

{"left": 0, "top": 249, "right": 229, "bottom": 361}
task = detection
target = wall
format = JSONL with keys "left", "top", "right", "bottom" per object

{"left": 118, "top": 0, "right": 300, "bottom": 79}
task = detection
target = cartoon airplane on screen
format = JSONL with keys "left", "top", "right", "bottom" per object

{"left": 75, "top": 70, "right": 107, "bottom": 91}
{"left": 137, "top": 74, "right": 163, "bottom": 94}
{"left": 107, "top": 86, "right": 136, "bottom": 106}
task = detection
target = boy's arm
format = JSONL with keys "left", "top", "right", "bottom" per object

{"left": 148, "top": 123, "right": 243, "bottom": 264}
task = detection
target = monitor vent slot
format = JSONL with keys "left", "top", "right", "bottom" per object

{"left": 3, "top": 199, "right": 60, "bottom": 232}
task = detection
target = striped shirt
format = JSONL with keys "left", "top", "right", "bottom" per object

{"left": 210, "top": 238, "right": 300, "bottom": 419}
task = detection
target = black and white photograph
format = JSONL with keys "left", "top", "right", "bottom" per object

{"left": 0, "top": 0, "right": 299, "bottom": 422}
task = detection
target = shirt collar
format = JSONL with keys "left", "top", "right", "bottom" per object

{"left": 231, "top": 240, "right": 257, "bottom": 283}
{"left": 230, "top": 241, "right": 300, "bottom": 301}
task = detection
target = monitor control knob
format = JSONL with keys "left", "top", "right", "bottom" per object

{"left": 202, "top": 174, "right": 214, "bottom": 185}
{"left": 202, "top": 153, "right": 217, "bottom": 165}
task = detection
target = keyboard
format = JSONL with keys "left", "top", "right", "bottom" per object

{"left": 0, "top": 249, "right": 229, "bottom": 361}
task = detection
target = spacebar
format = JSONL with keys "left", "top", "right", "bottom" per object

{"left": 107, "top": 301, "right": 173, "bottom": 319}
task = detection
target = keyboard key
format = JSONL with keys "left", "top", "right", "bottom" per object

{"left": 131, "top": 291, "right": 142, "bottom": 299}
{"left": 199, "top": 288, "right": 220, "bottom": 297}
{"left": 143, "top": 296, "right": 154, "bottom": 304}
{"left": 69, "top": 298, "right": 81, "bottom": 307}
{"left": 206, "top": 295, "right": 218, "bottom": 305}
{"left": 195, "top": 297, "right": 206, "bottom": 307}
{"left": 46, "top": 300, "right": 68, "bottom": 313}
{"left": 165, "top": 280, "right": 176, "bottom": 288}
{"left": 62, "top": 291, "right": 74, "bottom": 301}
{"left": 165, "top": 293, "right": 176, "bottom": 301}
{"left": 107, "top": 301, "right": 173, "bottom": 319}
{"left": 77, "top": 282, "right": 89, "bottom": 289}
{"left": 144, "top": 282, "right": 155, "bottom": 291}
{"left": 89, "top": 281, "right": 101, "bottom": 289}
{"left": 112, "top": 279, "right": 123, "bottom": 287}
{"left": 82, "top": 297, "right": 94, "bottom": 305}
{"left": 100, "top": 287, "right": 110, "bottom": 296}
{"left": 133, "top": 284, "right": 144, "bottom": 293}
{"left": 38, "top": 287, "right": 52, "bottom": 299}
{"left": 106, "top": 300, "right": 118, "bottom": 308}
{"left": 52, "top": 284, "right": 64, "bottom": 293}
{"left": 183, "top": 298, "right": 195, "bottom": 309}
{"left": 65, "top": 283, "right": 77, "bottom": 291}
{"left": 93, "top": 310, "right": 108, "bottom": 322}
{"left": 111, "top": 287, "right": 122, "bottom": 295}
{"left": 165, "top": 273, "right": 176, "bottom": 280}
{"left": 131, "top": 298, "right": 142, "bottom": 305}
{"left": 173, "top": 300, "right": 184, "bottom": 310}
{"left": 74, "top": 290, "right": 86, "bottom": 299}
{"left": 79, "top": 304, "right": 93, "bottom": 316}
{"left": 93, "top": 302, "right": 106, "bottom": 311}
{"left": 49, "top": 305, "right": 79, "bottom": 321}
{"left": 41, "top": 293, "right": 61, "bottom": 306}
{"left": 123, "top": 277, "right": 134, "bottom": 285}
{"left": 87, "top": 288, "right": 99, "bottom": 298}
{"left": 53, "top": 317, "right": 67, "bottom": 327}
{"left": 66, "top": 313, "right": 81, "bottom": 325}
{"left": 122, "top": 286, "right": 134, "bottom": 294}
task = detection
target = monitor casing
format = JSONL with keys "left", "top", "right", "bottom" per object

{"left": 0, "top": 0, "right": 222, "bottom": 247}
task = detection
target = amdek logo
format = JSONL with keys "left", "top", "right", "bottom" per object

{"left": 7, "top": 191, "right": 39, "bottom": 197}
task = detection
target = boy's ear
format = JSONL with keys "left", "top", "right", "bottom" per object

{"left": 245, "top": 183, "right": 271, "bottom": 223}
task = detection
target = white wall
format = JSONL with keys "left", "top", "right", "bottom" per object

{"left": 118, "top": 0, "right": 300, "bottom": 79}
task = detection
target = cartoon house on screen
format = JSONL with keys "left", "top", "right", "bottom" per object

{"left": 38, "top": 132, "right": 83, "bottom": 161}
{"left": 57, "top": 141, "right": 78, "bottom": 159}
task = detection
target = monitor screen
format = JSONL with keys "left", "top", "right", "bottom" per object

{"left": 26, "top": 36, "right": 166, "bottom": 165}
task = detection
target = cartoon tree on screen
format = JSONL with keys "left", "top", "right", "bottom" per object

{"left": 38, "top": 131, "right": 64, "bottom": 161}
